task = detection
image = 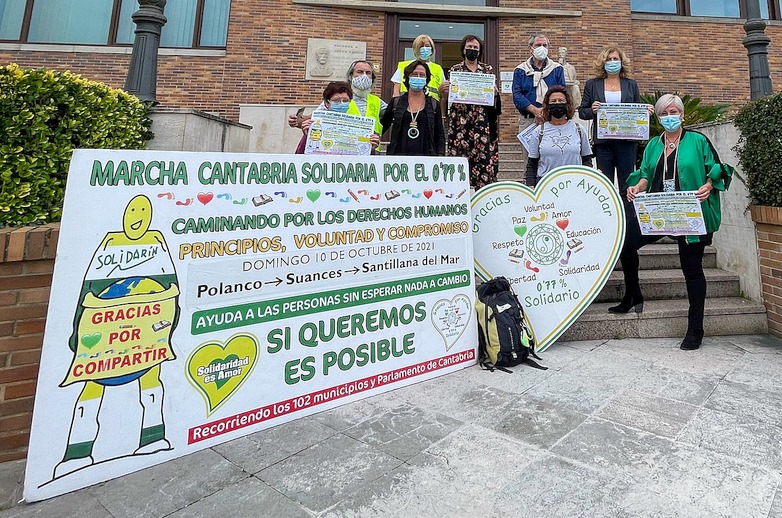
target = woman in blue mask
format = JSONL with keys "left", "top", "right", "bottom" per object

{"left": 612, "top": 94, "right": 733, "bottom": 351}
{"left": 391, "top": 35, "right": 444, "bottom": 101}
{"left": 296, "top": 81, "right": 380, "bottom": 153}
{"left": 381, "top": 60, "right": 445, "bottom": 156}
{"left": 578, "top": 46, "right": 652, "bottom": 196}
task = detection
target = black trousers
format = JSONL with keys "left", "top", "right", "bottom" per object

{"left": 595, "top": 140, "right": 637, "bottom": 195}
{"left": 619, "top": 220, "right": 711, "bottom": 333}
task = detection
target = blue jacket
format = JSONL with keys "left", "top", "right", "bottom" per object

{"left": 512, "top": 59, "right": 565, "bottom": 114}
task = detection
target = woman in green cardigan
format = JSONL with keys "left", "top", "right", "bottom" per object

{"left": 612, "top": 93, "right": 733, "bottom": 350}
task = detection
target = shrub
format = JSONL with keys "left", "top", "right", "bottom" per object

{"left": 0, "top": 64, "right": 153, "bottom": 227}
{"left": 734, "top": 91, "right": 782, "bottom": 207}
{"left": 637, "top": 91, "right": 728, "bottom": 165}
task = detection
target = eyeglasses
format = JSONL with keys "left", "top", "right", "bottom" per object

{"left": 409, "top": 73, "right": 427, "bottom": 78}
{"left": 328, "top": 98, "right": 349, "bottom": 103}
{"left": 532, "top": 43, "right": 548, "bottom": 48}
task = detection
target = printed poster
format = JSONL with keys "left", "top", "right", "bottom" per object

{"left": 447, "top": 72, "right": 496, "bottom": 106}
{"left": 24, "top": 151, "right": 475, "bottom": 502}
{"left": 633, "top": 191, "right": 706, "bottom": 235}
{"left": 596, "top": 103, "right": 650, "bottom": 140}
{"left": 304, "top": 110, "right": 375, "bottom": 156}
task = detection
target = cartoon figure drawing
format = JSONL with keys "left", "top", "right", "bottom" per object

{"left": 53, "top": 195, "right": 180, "bottom": 479}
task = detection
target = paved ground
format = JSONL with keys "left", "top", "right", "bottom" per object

{"left": 3, "top": 334, "right": 782, "bottom": 517}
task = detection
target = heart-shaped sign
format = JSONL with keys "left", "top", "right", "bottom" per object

{"left": 430, "top": 295, "right": 472, "bottom": 351}
{"left": 186, "top": 334, "right": 259, "bottom": 416}
{"left": 307, "top": 189, "right": 321, "bottom": 202}
{"left": 197, "top": 192, "right": 214, "bottom": 205}
{"left": 514, "top": 225, "right": 527, "bottom": 238}
{"left": 472, "top": 167, "right": 625, "bottom": 351}
{"left": 80, "top": 332, "right": 101, "bottom": 349}
{"left": 423, "top": 189, "right": 433, "bottom": 199}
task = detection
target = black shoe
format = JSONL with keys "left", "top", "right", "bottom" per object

{"left": 608, "top": 294, "right": 644, "bottom": 314}
{"left": 680, "top": 329, "right": 704, "bottom": 350}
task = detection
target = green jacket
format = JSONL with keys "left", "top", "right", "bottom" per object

{"left": 628, "top": 129, "right": 733, "bottom": 236}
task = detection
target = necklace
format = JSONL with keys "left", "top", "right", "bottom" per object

{"left": 665, "top": 133, "right": 681, "bottom": 150}
{"left": 407, "top": 109, "right": 421, "bottom": 139}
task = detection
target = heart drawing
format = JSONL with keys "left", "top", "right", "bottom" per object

{"left": 186, "top": 334, "right": 259, "bottom": 416}
{"left": 430, "top": 294, "right": 472, "bottom": 351}
{"left": 471, "top": 166, "right": 626, "bottom": 351}
{"left": 197, "top": 192, "right": 214, "bottom": 205}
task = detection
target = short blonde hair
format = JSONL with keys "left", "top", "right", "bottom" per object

{"left": 654, "top": 94, "right": 685, "bottom": 118}
{"left": 413, "top": 34, "right": 435, "bottom": 58}
{"left": 593, "top": 45, "right": 631, "bottom": 78}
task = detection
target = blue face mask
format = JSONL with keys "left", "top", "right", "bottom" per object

{"left": 409, "top": 77, "right": 427, "bottom": 91}
{"left": 329, "top": 100, "right": 350, "bottom": 113}
{"left": 660, "top": 115, "right": 682, "bottom": 132}
{"left": 419, "top": 46, "right": 433, "bottom": 60}
{"left": 604, "top": 60, "right": 622, "bottom": 75}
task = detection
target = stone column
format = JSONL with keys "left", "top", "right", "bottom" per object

{"left": 124, "top": 0, "right": 168, "bottom": 103}
{"left": 743, "top": 0, "right": 773, "bottom": 101}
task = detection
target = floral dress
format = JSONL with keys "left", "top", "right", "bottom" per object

{"left": 446, "top": 61, "right": 500, "bottom": 190}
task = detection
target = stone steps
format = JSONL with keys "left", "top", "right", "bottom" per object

{"left": 596, "top": 268, "right": 740, "bottom": 303}
{"left": 560, "top": 297, "right": 768, "bottom": 341}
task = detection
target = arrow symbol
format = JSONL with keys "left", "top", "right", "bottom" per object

{"left": 266, "top": 277, "right": 283, "bottom": 286}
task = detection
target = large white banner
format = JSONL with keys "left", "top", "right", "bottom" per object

{"left": 25, "top": 151, "right": 475, "bottom": 502}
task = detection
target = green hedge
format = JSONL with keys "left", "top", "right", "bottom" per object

{"left": 0, "top": 63, "right": 153, "bottom": 227}
{"left": 734, "top": 91, "right": 782, "bottom": 207}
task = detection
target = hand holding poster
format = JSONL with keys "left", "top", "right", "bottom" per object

{"left": 447, "top": 72, "right": 496, "bottom": 106}
{"left": 633, "top": 191, "right": 706, "bottom": 235}
{"left": 304, "top": 110, "right": 375, "bottom": 155}
{"left": 596, "top": 103, "right": 650, "bottom": 140}
{"left": 25, "top": 151, "right": 475, "bottom": 502}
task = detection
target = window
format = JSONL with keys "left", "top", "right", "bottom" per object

{"left": 1, "top": 0, "right": 231, "bottom": 47}
{"left": 632, "top": 0, "right": 776, "bottom": 18}
{"left": 0, "top": 0, "right": 25, "bottom": 40}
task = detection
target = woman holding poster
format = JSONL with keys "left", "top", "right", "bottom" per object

{"left": 439, "top": 35, "right": 501, "bottom": 190}
{"left": 382, "top": 61, "right": 446, "bottom": 156}
{"left": 524, "top": 85, "right": 592, "bottom": 187}
{"left": 617, "top": 94, "right": 733, "bottom": 351}
{"left": 295, "top": 81, "right": 381, "bottom": 154}
{"left": 578, "top": 46, "right": 650, "bottom": 195}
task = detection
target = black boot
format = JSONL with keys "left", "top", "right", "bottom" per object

{"left": 680, "top": 329, "right": 704, "bottom": 350}
{"left": 608, "top": 294, "right": 644, "bottom": 314}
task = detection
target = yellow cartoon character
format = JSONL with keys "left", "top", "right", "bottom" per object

{"left": 54, "top": 195, "right": 180, "bottom": 479}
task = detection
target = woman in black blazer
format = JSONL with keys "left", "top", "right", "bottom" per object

{"left": 578, "top": 46, "right": 651, "bottom": 195}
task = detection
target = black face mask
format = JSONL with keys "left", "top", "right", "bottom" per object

{"left": 464, "top": 49, "right": 480, "bottom": 62}
{"left": 549, "top": 103, "right": 568, "bottom": 119}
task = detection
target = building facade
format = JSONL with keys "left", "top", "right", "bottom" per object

{"left": 1, "top": 0, "right": 780, "bottom": 146}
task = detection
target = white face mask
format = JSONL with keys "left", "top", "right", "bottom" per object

{"left": 351, "top": 75, "right": 373, "bottom": 94}
{"left": 532, "top": 45, "right": 548, "bottom": 61}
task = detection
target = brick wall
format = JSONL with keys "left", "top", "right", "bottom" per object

{"left": 751, "top": 206, "right": 782, "bottom": 337}
{"left": 0, "top": 225, "right": 58, "bottom": 462}
{"left": 2, "top": 0, "right": 780, "bottom": 145}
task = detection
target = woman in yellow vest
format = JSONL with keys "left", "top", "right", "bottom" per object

{"left": 345, "top": 60, "right": 386, "bottom": 136}
{"left": 391, "top": 34, "right": 444, "bottom": 101}
{"left": 289, "top": 60, "right": 386, "bottom": 137}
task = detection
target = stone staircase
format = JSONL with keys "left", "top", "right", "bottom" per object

{"left": 495, "top": 141, "right": 769, "bottom": 341}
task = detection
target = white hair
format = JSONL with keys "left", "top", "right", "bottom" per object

{"left": 655, "top": 94, "right": 685, "bottom": 117}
